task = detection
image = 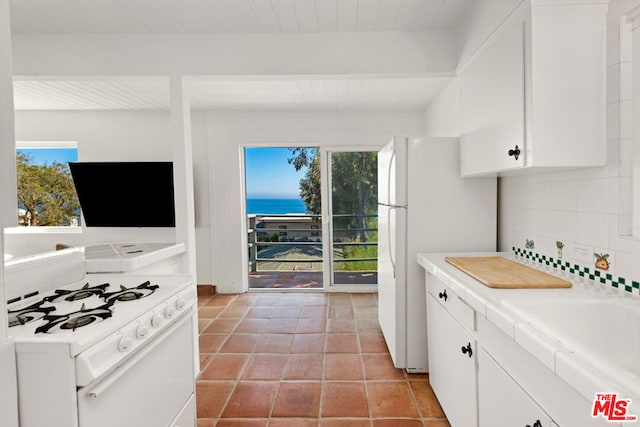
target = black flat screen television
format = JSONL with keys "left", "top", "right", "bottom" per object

{"left": 69, "top": 162, "right": 176, "bottom": 227}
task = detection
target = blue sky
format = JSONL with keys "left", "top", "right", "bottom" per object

{"left": 245, "top": 147, "right": 308, "bottom": 198}
{"left": 17, "top": 148, "right": 78, "bottom": 165}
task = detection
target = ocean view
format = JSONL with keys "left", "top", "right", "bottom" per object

{"left": 246, "top": 197, "right": 307, "bottom": 215}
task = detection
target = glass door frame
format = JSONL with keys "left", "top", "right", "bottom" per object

{"left": 241, "top": 143, "right": 324, "bottom": 292}
{"left": 240, "top": 144, "right": 379, "bottom": 292}
{"left": 320, "top": 147, "right": 379, "bottom": 291}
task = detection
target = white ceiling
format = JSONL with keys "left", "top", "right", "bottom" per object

{"left": 13, "top": 76, "right": 452, "bottom": 112}
{"left": 13, "top": 78, "right": 170, "bottom": 110}
{"left": 188, "top": 76, "right": 452, "bottom": 111}
{"left": 10, "top": 0, "right": 469, "bottom": 34}
{"left": 10, "top": 1, "right": 463, "bottom": 112}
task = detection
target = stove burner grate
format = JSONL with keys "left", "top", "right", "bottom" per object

{"left": 44, "top": 283, "right": 110, "bottom": 303}
{"left": 60, "top": 314, "right": 96, "bottom": 330}
{"left": 8, "top": 280, "right": 162, "bottom": 332}
{"left": 7, "top": 301, "right": 56, "bottom": 327}
{"left": 35, "top": 302, "right": 114, "bottom": 334}
{"left": 102, "top": 281, "right": 159, "bottom": 304}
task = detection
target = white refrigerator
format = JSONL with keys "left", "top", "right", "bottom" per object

{"left": 377, "top": 136, "right": 496, "bottom": 373}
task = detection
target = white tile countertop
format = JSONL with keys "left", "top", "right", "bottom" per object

{"left": 417, "top": 252, "right": 640, "bottom": 406}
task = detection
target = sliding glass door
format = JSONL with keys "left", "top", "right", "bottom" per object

{"left": 326, "top": 150, "right": 378, "bottom": 286}
{"left": 243, "top": 147, "right": 378, "bottom": 290}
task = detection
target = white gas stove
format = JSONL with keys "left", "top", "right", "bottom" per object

{"left": 5, "top": 247, "right": 197, "bottom": 427}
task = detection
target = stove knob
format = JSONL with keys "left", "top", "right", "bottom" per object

{"left": 151, "top": 313, "right": 163, "bottom": 328}
{"left": 176, "top": 297, "right": 186, "bottom": 310}
{"left": 165, "top": 305, "right": 176, "bottom": 319}
{"left": 118, "top": 335, "right": 133, "bottom": 352}
{"left": 136, "top": 324, "right": 150, "bottom": 339}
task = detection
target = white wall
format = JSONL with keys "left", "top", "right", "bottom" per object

{"left": 5, "top": 110, "right": 211, "bottom": 284}
{"left": 455, "top": 0, "right": 523, "bottom": 71}
{"left": 0, "top": 0, "right": 19, "bottom": 423}
{"left": 424, "top": 79, "right": 461, "bottom": 137}
{"left": 0, "top": 0, "right": 15, "bottom": 230}
{"left": 191, "top": 111, "right": 212, "bottom": 285}
{"left": 14, "top": 110, "right": 173, "bottom": 161}
{"left": 203, "top": 111, "right": 425, "bottom": 293}
{"left": 498, "top": 1, "right": 640, "bottom": 284}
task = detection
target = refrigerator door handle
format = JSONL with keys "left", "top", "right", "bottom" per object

{"left": 385, "top": 204, "right": 406, "bottom": 279}
{"left": 388, "top": 205, "right": 396, "bottom": 279}
{"left": 387, "top": 149, "right": 395, "bottom": 206}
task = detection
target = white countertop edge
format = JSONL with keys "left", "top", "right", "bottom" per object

{"left": 85, "top": 243, "right": 186, "bottom": 273}
{"left": 555, "top": 351, "right": 640, "bottom": 401}
{"left": 417, "top": 251, "right": 640, "bottom": 403}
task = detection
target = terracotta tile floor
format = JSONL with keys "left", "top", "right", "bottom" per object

{"left": 196, "top": 292, "right": 450, "bottom": 427}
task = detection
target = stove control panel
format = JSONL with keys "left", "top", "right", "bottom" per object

{"left": 118, "top": 335, "right": 133, "bottom": 352}
{"left": 75, "top": 284, "right": 196, "bottom": 387}
{"left": 165, "top": 305, "right": 176, "bottom": 319}
{"left": 151, "top": 313, "right": 163, "bottom": 328}
{"left": 136, "top": 324, "right": 150, "bottom": 339}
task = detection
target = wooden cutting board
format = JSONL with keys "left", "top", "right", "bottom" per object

{"left": 445, "top": 256, "right": 572, "bottom": 289}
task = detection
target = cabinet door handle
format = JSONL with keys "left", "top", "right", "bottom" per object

{"left": 461, "top": 342, "right": 473, "bottom": 358}
{"left": 508, "top": 145, "right": 521, "bottom": 160}
{"left": 525, "top": 421, "right": 542, "bottom": 427}
{"left": 438, "top": 290, "right": 448, "bottom": 301}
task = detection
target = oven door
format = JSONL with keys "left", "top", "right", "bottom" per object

{"left": 77, "top": 312, "right": 194, "bottom": 427}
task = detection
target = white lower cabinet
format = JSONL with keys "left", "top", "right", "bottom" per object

{"left": 426, "top": 277, "right": 478, "bottom": 427}
{"left": 478, "top": 347, "right": 553, "bottom": 427}
{"left": 424, "top": 271, "right": 616, "bottom": 427}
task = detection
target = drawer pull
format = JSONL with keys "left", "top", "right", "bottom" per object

{"left": 461, "top": 342, "right": 473, "bottom": 358}
{"left": 525, "top": 421, "right": 542, "bottom": 427}
{"left": 438, "top": 290, "right": 448, "bottom": 301}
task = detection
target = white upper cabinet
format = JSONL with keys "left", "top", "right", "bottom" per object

{"left": 460, "top": 18, "right": 526, "bottom": 176}
{"left": 460, "top": 1, "right": 609, "bottom": 177}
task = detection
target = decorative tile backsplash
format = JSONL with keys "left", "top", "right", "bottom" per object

{"left": 513, "top": 247, "right": 639, "bottom": 296}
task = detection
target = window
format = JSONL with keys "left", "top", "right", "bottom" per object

{"left": 15, "top": 141, "right": 80, "bottom": 227}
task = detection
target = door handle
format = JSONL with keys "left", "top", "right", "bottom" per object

{"left": 508, "top": 145, "right": 521, "bottom": 160}
{"left": 461, "top": 342, "right": 473, "bottom": 358}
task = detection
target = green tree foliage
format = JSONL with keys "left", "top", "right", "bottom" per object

{"left": 16, "top": 152, "right": 80, "bottom": 226}
{"left": 330, "top": 151, "right": 377, "bottom": 242}
{"left": 287, "top": 148, "right": 377, "bottom": 242}
{"left": 286, "top": 148, "right": 379, "bottom": 273}
{"left": 287, "top": 148, "right": 321, "bottom": 214}
{"left": 341, "top": 243, "right": 378, "bottom": 271}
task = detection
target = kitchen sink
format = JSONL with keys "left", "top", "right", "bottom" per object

{"left": 501, "top": 295, "right": 640, "bottom": 377}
